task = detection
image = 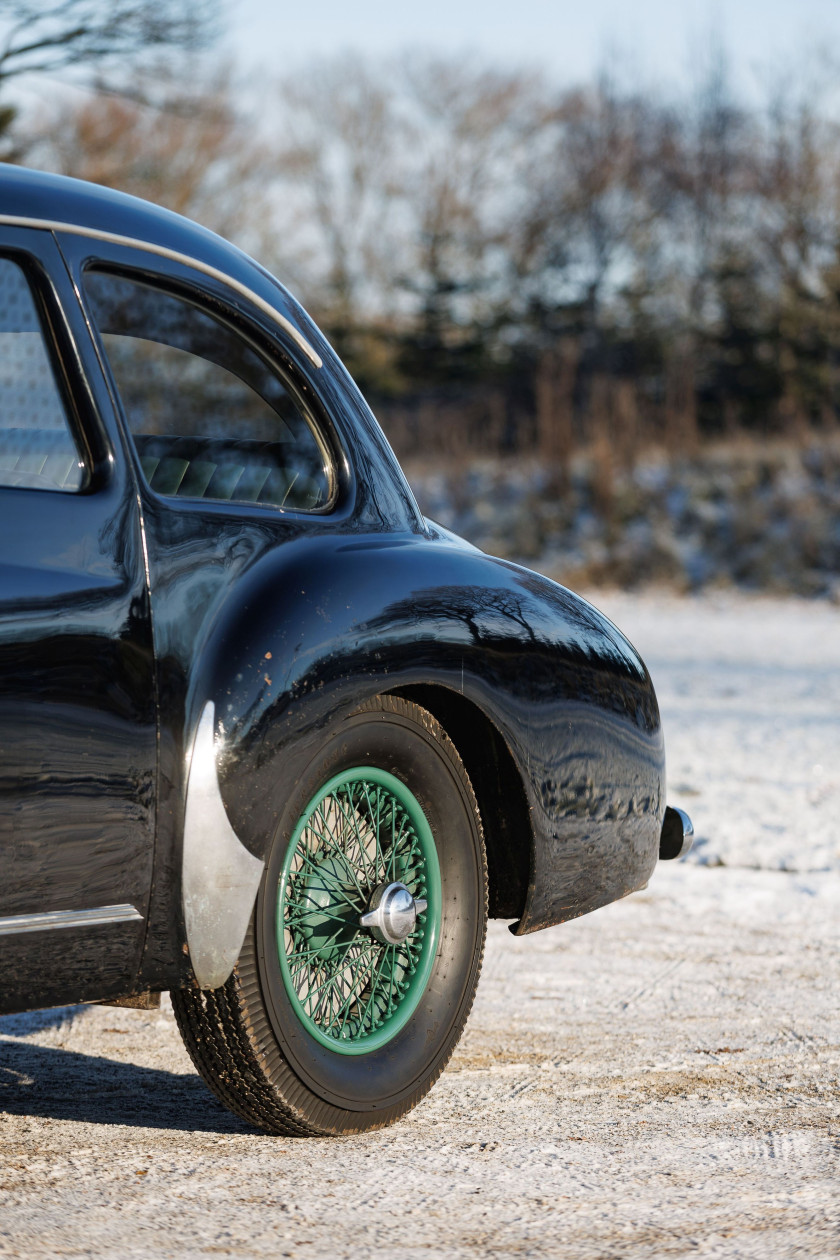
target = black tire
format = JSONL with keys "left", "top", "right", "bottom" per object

{"left": 171, "top": 695, "right": 488, "bottom": 1135}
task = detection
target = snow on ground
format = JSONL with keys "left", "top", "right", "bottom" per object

{"left": 0, "top": 593, "right": 838, "bottom": 1259}
{"left": 586, "top": 589, "right": 840, "bottom": 874}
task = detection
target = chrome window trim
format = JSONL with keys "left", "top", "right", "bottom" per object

{"left": 0, "top": 214, "right": 323, "bottom": 368}
{"left": 0, "top": 904, "right": 143, "bottom": 935}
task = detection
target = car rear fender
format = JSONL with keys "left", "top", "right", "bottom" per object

{"left": 179, "top": 532, "right": 664, "bottom": 985}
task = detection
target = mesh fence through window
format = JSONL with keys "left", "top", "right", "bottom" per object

{"left": 0, "top": 258, "right": 84, "bottom": 492}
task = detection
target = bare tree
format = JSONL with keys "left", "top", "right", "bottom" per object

{"left": 752, "top": 70, "right": 840, "bottom": 429}
{"left": 0, "top": 0, "right": 219, "bottom": 160}
{"left": 269, "top": 55, "right": 404, "bottom": 338}
{"left": 268, "top": 52, "right": 546, "bottom": 382}
{"left": 505, "top": 67, "right": 676, "bottom": 369}
{"left": 228, "top": 45, "right": 840, "bottom": 450}
{"left": 0, "top": 1, "right": 217, "bottom": 84}
{"left": 28, "top": 65, "right": 270, "bottom": 251}
{"left": 395, "top": 56, "right": 544, "bottom": 371}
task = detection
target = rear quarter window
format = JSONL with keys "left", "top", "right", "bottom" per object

{"left": 83, "top": 269, "right": 334, "bottom": 512}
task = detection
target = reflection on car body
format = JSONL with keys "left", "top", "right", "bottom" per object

{"left": 0, "top": 166, "right": 692, "bottom": 1135}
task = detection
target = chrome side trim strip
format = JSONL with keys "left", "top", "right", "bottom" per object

{"left": 0, "top": 904, "right": 143, "bottom": 936}
{"left": 0, "top": 213, "right": 323, "bottom": 368}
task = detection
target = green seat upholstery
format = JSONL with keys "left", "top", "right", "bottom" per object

{"left": 132, "top": 433, "right": 328, "bottom": 511}
{"left": 0, "top": 428, "right": 84, "bottom": 491}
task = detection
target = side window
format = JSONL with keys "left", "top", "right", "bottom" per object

{"left": 83, "top": 270, "right": 334, "bottom": 512}
{"left": 0, "top": 257, "right": 85, "bottom": 492}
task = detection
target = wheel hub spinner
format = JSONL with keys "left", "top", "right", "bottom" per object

{"left": 360, "top": 881, "right": 427, "bottom": 945}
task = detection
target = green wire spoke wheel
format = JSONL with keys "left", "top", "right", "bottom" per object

{"left": 172, "top": 696, "right": 487, "bottom": 1136}
{"left": 277, "top": 768, "right": 442, "bottom": 1054}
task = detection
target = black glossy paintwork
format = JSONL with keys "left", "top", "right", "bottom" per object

{"left": 0, "top": 225, "right": 155, "bottom": 1013}
{"left": 203, "top": 535, "right": 664, "bottom": 935}
{"left": 0, "top": 167, "right": 666, "bottom": 1011}
{"left": 55, "top": 222, "right": 423, "bottom": 990}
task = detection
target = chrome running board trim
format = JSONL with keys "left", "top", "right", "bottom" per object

{"left": 0, "top": 904, "right": 143, "bottom": 936}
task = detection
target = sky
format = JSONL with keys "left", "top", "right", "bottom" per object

{"left": 227, "top": 0, "right": 840, "bottom": 98}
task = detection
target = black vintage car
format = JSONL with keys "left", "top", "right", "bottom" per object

{"left": 0, "top": 166, "right": 692, "bottom": 1135}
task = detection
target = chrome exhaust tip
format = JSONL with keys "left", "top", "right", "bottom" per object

{"left": 659, "top": 805, "right": 694, "bottom": 860}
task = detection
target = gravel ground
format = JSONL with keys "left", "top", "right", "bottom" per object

{"left": 1, "top": 591, "right": 838, "bottom": 1259}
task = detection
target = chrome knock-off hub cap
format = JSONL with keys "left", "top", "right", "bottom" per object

{"left": 360, "top": 881, "right": 428, "bottom": 945}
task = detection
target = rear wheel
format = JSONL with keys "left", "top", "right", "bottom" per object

{"left": 172, "top": 695, "right": 487, "bottom": 1135}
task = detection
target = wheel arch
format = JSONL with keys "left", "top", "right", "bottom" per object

{"left": 388, "top": 683, "right": 532, "bottom": 923}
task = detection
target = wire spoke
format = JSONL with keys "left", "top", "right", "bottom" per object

{"left": 389, "top": 813, "right": 412, "bottom": 880}
{"left": 283, "top": 904, "right": 351, "bottom": 928}
{"left": 360, "top": 944, "right": 392, "bottom": 1031}
{"left": 360, "top": 782, "right": 382, "bottom": 882}
{"left": 335, "top": 794, "right": 376, "bottom": 887}
{"left": 313, "top": 804, "right": 368, "bottom": 898}
{"left": 287, "top": 932, "right": 345, "bottom": 967}
{"left": 328, "top": 947, "right": 377, "bottom": 1035}
{"left": 318, "top": 804, "right": 363, "bottom": 890}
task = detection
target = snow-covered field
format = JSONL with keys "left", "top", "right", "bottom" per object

{"left": 1, "top": 592, "right": 838, "bottom": 1259}
{"left": 591, "top": 589, "right": 840, "bottom": 875}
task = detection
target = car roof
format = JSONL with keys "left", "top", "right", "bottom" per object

{"left": 0, "top": 165, "right": 322, "bottom": 366}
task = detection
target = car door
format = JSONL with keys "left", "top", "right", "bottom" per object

{"left": 0, "top": 227, "right": 157, "bottom": 1013}
{"left": 53, "top": 229, "right": 350, "bottom": 989}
